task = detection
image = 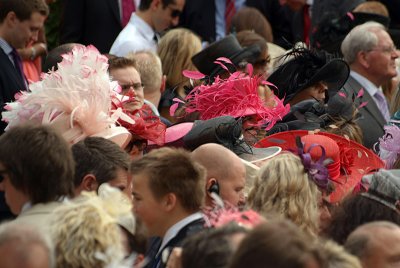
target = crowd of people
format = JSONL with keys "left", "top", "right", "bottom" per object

{"left": 0, "top": 0, "right": 400, "bottom": 267}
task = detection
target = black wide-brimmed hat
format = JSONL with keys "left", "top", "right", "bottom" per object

{"left": 267, "top": 47, "right": 350, "bottom": 104}
{"left": 191, "top": 35, "right": 261, "bottom": 78}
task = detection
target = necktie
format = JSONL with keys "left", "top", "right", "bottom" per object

{"left": 374, "top": 90, "right": 390, "bottom": 122}
{"left": 10, "top": 49, "right": 25, "bottom": 82}
{"left": 225, "top": 0, "right": 236, "bottom": 35}
{"left": 121, "top": 0, "right": 135, "bottom": 27}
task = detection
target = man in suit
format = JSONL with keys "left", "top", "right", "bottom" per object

{"left": 60, "top": 0, "right": 137, "bottom": 54}
{"left": 131, "top": 147, "right": 206, "bottom": 268}
{"left": 341, "top": 21, "right": 399, "bottom": 149}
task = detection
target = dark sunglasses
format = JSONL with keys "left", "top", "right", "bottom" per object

{"left": 125, "top": 139, "right": 148, "bottom": 153}
{"left": 0, "top": 170, "right": 8, "bottom": 183}
{"left": 167, "top": 6, "right": 182, "bottom": 18}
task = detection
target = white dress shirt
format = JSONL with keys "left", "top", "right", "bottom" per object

{"left": 110, "top": 13, "right": 157, "bottom": 56}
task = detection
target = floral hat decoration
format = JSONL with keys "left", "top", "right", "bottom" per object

{"left": 256, "top": 130, "right": 384, "bottom": 203}
{"left": 379, "top": 124, "right": 400, "bottom": 169}
{"left": 173, "top": 59, "right": 290, "bottom": 130}
{"left": 2, "top": 45, "right": 131, "bottom": 148}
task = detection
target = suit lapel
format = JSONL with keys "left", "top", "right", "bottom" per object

{"left": 107, "top": 0, "right": 121, "bottom": 25}
{"left": 346, "top": 76, "right": 385, "bottom": 128}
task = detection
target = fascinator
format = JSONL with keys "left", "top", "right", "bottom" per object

{"left": 267, "top": 47, "right": 349, "bottom": 104}
{"left": 2, "top": 45, "right": 131, "bottom": 148}
{"left": 256, "top": 130, "right": 384, "bottom": 203}
{"left": 379, "top": 125, "right": 400, "bottom": 169}
{"left": 361, "top": 169, "right": 400, "bottom": 212}
{"left": 182, "top": 61, "right": 290, "bottom": 130}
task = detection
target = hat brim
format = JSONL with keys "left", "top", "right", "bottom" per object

{"left": 255, "top": 130, "right": 384, "bottom": 203}
{"left": 238, "top": 146, "right": 282, "bottom": 164}
{"left": 209, "top": 44, "right": 261, "bottom": 78}
{"left": 269, "top": 58, "right": 349, "bottom": 102}
{"left": 93, "top": 126, "right": 132, "bottom": 149}
{"left": 148, "top": 122, "right": 193, "bottom": 146}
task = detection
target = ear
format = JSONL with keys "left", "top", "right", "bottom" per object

{"left": 163, "top": 193, "right": 177, "bottom": 212}
{"left": 205, "top": 178, "right": 217, "bottom": 196}
{"left": 81, "top": 174, "right": 99, "bottom": 192}
{"left": 5, "top": 11, "right": 18, "bottom": 27}
{"left": 160, "top": 75, "right": 166, "bottom": 94}
{"left": 357, "top": 51, "right": 371, "bottom": 69}
{"left": 151, "top": 0, "right": 162, "bottom": 10}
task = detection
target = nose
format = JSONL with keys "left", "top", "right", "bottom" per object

{"left": 171, "top": 16, "right": 179, "bottom": 26}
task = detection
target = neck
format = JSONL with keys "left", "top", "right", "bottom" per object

{"left": 351, "top": 64, "right": 383, "bottom": 88}
{"left": 145, "top": 91, "right": 161, "bottom": 108}
{"left": 136, "top": 10, "right": 154, "bottom": 30}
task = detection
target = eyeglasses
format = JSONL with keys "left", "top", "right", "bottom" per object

{"left": 120, "top": 83, "right": 144, "bottom": 92}
{"left": 167, "top": 6, "right": 182, "bottom": 18}
{"left": 367, "top": 45, "right": 397, "bottom": 54}
{"left": 0, "top": 169, "right": 8, "bottom": 183}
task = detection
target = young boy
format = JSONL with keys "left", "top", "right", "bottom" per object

{"left": 130, "top": 147, "right": 206, "bottom": 268}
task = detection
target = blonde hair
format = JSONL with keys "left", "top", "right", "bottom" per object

{"left": 247, "top": 153, "right": 320, "bottom": 237}
{"left": 353, "top": 1, "right": 389, "bottom": 17}
{"left": 317, "top": 240, "right": 362, "bottom": 268}
{"left": 51, "top": 187, "right": 133, "bottom": 267}
{"left": 158, "top": 28, "right": 201, "bottom": 93}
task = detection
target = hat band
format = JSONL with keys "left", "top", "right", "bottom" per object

{"left": 327, "top": 159, "right": 341, "bottom": 181}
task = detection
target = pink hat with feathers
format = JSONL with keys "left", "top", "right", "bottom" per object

{"left": 180, "top": 58, "right": 290, "bottom": 130}
{"left": 2, "top": 45, "right": 132, "bottom": 148}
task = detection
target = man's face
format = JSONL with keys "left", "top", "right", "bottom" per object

{"left": 110, "top": 67, "right": 145, "bottom": 112}
{"left": 107, "top": 168, "right": 133, "bottom": 201}
{"left": 218, "top": 163, "right": 246, "bottom": 207}
{"left": 0, "top": 164, "right": 29, "bottom": 215}
{"left": 152, "top": 0, "right": 185, "bottom": 32}
{"left": 364, "top": 30, "right": 399, "bottom": 86}
{"left": 10, "top": 12, "right": 45, "bottom": 49}
{"left": 132, "top": 173, "right": 166, "bottom": 236}
{"left": 364, "top": 228, "right": 400, "bottom": 268}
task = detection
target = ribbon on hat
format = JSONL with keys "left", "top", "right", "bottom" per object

{"left": 296, "top": 136, "right": 331, "bottom": 190}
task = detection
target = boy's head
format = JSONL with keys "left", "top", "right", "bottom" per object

{"left": 0, "top": 124, "right": 74, "bottom": 214}
{"left": 130, "top": 147, "right": 205, "bottom": 236}
{"left": 72, "top": 137, "right": 132, "bottom": 198}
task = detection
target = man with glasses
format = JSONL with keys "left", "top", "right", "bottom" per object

{"left": 110, "top": 0, "right": 185, "bottom": 57}
{"left": 340, "top": 21, "right": 399, "bottom": 149}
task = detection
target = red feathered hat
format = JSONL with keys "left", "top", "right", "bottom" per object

{"left": 255, "top": 130, "right": 384, "bottom": 203}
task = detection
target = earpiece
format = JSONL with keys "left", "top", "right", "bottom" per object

{"left": 208, "top": 180, "right": 220, "bottom": 195}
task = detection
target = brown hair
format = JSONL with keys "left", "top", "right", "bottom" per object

{"left": 229, "top": 220, "right": 318, "bottom": 268}
{"left": 231, "top": 7, "right": 273, "bottom": 42}
{"left": 108, "top": 57, "right": 137, "bottom": 72}
{"left": 0, "top": 124, "right": 75, "bottom": 203}
{"left": 130, "top": 147, "right": 205, "bottom": 212}
{"left": 0, "top": 0, "right": 49, "bottom": 22}
{"left": 325, "top": 116, "right": 364, "bottom": 144}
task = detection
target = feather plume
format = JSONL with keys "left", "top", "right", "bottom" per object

{"left": 2, "top": 45, "right": 126, "bottom": 144}
{"left": 379, "top": 125, "right": 400, "bottom": 168}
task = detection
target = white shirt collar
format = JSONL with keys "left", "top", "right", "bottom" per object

{"left": 350, "top": 70, "right": 380, "bottom": 97}
{"left": 158, "top": 212, "right": 203, "bottom": 254}
{"left": 130, "top": 13, "right": 155, "bottom": 42}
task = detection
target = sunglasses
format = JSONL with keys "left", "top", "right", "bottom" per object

{"left": 167, "top": 6, "right": 182, "bottom": 18}
{"left": 0, "top": 169, "right": 8, "bottom": 183}
{"left": 125, "top": 139, "right": 148, "bottom": 154}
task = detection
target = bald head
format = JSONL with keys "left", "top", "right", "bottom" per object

{"left": 345, "top": 221, "right": 400, "bottom": 268}
{"left": 192, "top": 143, "right": 246, "bottom": 207}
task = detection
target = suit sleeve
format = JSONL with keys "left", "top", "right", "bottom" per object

{"left": 59, "top": 0, "right": 86, "bottom": 44}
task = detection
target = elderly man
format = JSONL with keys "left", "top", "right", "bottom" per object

{"left": 340, "top": 21, "right": 399, "bottom": 148}
{"left": 192, "top": 143, "right": 246, "bottom": 208}
{"left": 345, "top": 221, "right": 400, "bottom": 268}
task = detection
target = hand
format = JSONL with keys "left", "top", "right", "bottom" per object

{"left": 166, "top": 247, "right": 182, "bottom": 268}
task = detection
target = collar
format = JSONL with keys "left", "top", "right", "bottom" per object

{"left": 158, "top": 212, "right": 203, "bottom": 254}
{"left": 20, "top": 201, "right": 32, "bottom": 213}
{"left": 350, "top": 70, "right": 380, "bottom": 97}
{"left": 130, "top": 13, "right": 156, "bottom": 42}
{"left": 0, "top": 37, "right": 13, "bottom": 55}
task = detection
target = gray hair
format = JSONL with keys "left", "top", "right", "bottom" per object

{"left": 341, "top": 21, "right": 386, "bottom": 64}
{"left": 0, "top": 221, "right": 54, "bottom": 268}
{"left": 127, "top": 50, "right": 162, "bottom": 94}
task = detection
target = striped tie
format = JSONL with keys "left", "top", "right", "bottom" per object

{"left": 225, "top": 0, "right": 236, "bottom": 35}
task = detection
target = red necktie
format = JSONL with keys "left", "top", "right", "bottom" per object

{"left": 121, "top": 0, "right": 135, "bottom": 27}
{"left": 303, "top": 4, "right": 311, "bottom": 45}
{"left": 225, "top": 0, "right": 236, "bottom": 35}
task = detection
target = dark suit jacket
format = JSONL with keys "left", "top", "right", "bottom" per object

{"left": 60, "top": 0, "right": 123, "bottom": 53}
{"left": 179, "top": 0, "right": 216, "bottom": 43}
{"left": 0, "top": 48, "right": 26, "bottom": 133}
{"left": 144, "top": 217, "right": 205, "bottom": 268}
{"left": 341, "top": 75, "right": 386, "bottom": 149}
